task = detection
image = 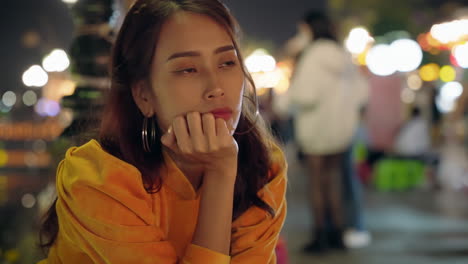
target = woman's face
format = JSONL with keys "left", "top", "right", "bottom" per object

{"left": 146, "top": 11, "right": 244, "bottom": 134}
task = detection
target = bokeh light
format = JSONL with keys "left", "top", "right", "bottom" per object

{"left": 440, "top": 82, "right": 463, "bottom": 101}
{"left": 0, "top": 175, "right": 7, "bottom": 206}
{"left": 357, "top": 50, "right": 368, "bottom": 66}
{"left": 22, "top": 90, "right": 38, "bottom": 106}
{"left": 0, "top": 102, "right": 12, "bottom": 113}
{"left": 21, "top": 31, "right": 41, "bottom": 48}
{"left": 430, "top": 19, "right": 468, "bottom": 44}
{"left": 273, "top": 62, "right": 292, "bottom": 95}
{"left": 450, "top": 53, "right": 460, "bottom": 67}
{"left": 62, "top": 0, "right": 78, "bottom": 3}
{"left": 58, "top": 108, "right": 74, "bottom": 128}
{"left": 407, "top": 74, "right": 422, "bottom": 90}
{"left": 245, "top": 49, "right": 276, "bottom": 73}
{"left": 22, "top": 65, "right": 48, "bottom": 87}
{"left": 0, "top": 149, "right": 8, "bottom": 167}
{"left": 345, "top": 27, "right": 373, "bottom": 54}
{"left": 21, "top": 193, "right": 36, "bottom": 208}
{"left": 24, "top": 152, "right": 38, "bottom": 168}
{"left": 42, "top": 49, "right": 70, "bottom": 72}
{"left": 439, "top": 65, "right": 456, "bottom": 83}
{"left": 436, "top": 81, "right": 464, "bottom": 113}
{"left": 419, "top": 63, "right": 440, "bottom": 82}
{"left": 2, "top": 91, "right": 17, "bottom": 107}
{"left": 251, "top": 70, "right": 282, "bottom": 89}
{"left": 32, "top": 139, "right": 47, "bottom": 153}
{"left": 390, "top": 39, "right": 423, "bottom": 72}
{"left": 417, "top": 33, "right": 430, "bottom": 51}
{"left": 59, "top": 80, "right": 77, "bottom": 97}
{"left": 452, "top": 43, "right": 468, "bottom": 68}
{"left": 401, "top": 88, "right": 415, "bottom": 104}
{"left": 425, "top": 33, "right": 440, "bottom": 48}
{"left": 35, "top": 98, "right": 61, "bottom": 117}
{"left": 366, "top": 44, "right": 397, "bottom": 76}
{"left": 4, "top": 249, "right": 19, "bottom": 263}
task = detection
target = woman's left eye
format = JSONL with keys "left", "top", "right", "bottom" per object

{"left": 174, "top": 68, "right": 197, "bottom": 74}
{"left": 219, "top": 60, "right": 236, "bottom": 68}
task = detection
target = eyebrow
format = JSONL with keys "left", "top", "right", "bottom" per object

{"left": 166, "top": 45, "right": 235, "bottom": 61}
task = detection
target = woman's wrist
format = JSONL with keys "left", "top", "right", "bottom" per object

{"left": 193, "top": 169, "right": 235, "bottom": 255}
{"left": 203, "top": 164, "right": 237, "bottom": 186}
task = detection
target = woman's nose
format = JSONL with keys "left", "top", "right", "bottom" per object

{"left": 204, "top": 72, "right": 225, "bottom": 100}
{"left": 205, "top": 88, "right": 225, "bottom": 99}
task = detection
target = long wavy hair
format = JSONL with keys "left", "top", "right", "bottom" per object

{"left": 40, "top": 0, "right": 277, "bottom": 252}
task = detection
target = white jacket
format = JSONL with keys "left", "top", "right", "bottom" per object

{"left": 394, "top": 117, "right": 431, "bottom": 156}
{"left": 289, "top": 39, "right": 368, "bottom": 154}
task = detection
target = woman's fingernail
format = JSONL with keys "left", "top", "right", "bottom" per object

{"left": 167, "top": 126, "right": 172, "bottom": 134}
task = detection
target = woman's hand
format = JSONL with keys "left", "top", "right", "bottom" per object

{"left": 161, "top": 112, "right": 237, "bottom": 254}
{"left": 160, "top": 111, "right": 238, "bottom": 183}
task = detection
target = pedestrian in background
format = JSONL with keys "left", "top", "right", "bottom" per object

{"left": 288, "top": 10, "right": 368, "bottom": 253}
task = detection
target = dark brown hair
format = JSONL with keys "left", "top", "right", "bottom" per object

{"left": 302, "top": 10, "right": 337, "bottom": 42}
{"left": 40, "top": 0, "right": 277, "bottom": 252}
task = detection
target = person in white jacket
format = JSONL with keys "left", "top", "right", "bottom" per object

{"left": 288, "top": 10, "right": 368, "bottom": 253}
{"left": 394, "top": 107, "right": 431, "bottom": 157}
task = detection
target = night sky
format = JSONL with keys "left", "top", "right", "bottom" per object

{"left": 1, "top": 0, "right": 73, "bottom": 103}
{"left": 224, "top": 0, "right": 326, "bottom": 47}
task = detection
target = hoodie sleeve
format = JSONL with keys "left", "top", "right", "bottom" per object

{"left": 45, "top": 144, "right": 230, "bottom": 264}
{"left": 230, "top": 144, "right": 288, "bottom": 264}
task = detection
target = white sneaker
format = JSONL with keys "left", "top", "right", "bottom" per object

{"left": 344, "top": 229, "right": 372, "bottom": 248}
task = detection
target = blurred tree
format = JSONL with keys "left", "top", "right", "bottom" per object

{"left": 329, "top": 0, "right": 466, "bottom": 67}
{"left": 329, "top": 0, "right": 464, "bottom": 37}
{"left": 60, "top": 0, "right": 114, "bottom": 144}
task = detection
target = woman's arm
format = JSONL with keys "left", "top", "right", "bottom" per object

{"left": 161, "top": 112, "right": 239, "bottom": 259}
{"left": 192, "top": 172, "right": 235, "bottom": 254}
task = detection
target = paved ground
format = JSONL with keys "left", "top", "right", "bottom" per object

{"left": 282, "top": 144, "right": 468, "bottom": 264}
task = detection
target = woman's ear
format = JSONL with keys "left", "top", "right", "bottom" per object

{"left": 131, "top": 80, "right": 154, "bottom": 117}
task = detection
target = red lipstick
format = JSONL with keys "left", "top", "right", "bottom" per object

{"left": 210, "top": 108, "right": 232, "bottom": 121}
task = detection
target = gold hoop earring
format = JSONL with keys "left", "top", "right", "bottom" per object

{"left": 142, "top": 116, "right": 157, "bottom": 152}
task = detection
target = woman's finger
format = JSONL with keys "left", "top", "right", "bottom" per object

{"left": 173, "top": 116, "right": 193, "bottom": 154}
{"left": 216, "top": 118, "right": 230, "bottom": 140}
{"left": 215, "top": 118, "right": 238, "bottom": 153}
{"left": 187, "top": 112, "right": 206, "bottom": 152}
{"left": 202, "top": 113, "right": 217, "bottom": 151}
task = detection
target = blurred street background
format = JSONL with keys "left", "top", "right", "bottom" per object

{"left": 1, "top": 0, "right": 468, "bottom": 263}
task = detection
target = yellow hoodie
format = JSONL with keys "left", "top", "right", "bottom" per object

{"left": 38, "top": 140, "right": 287, "bottom": 264}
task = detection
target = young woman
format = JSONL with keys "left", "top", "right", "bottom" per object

{"left": 38, "top": 0, "right": 287, "bottom": 263}
{"left": 288, "top": 10, "right": 367, "bottom": 253}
